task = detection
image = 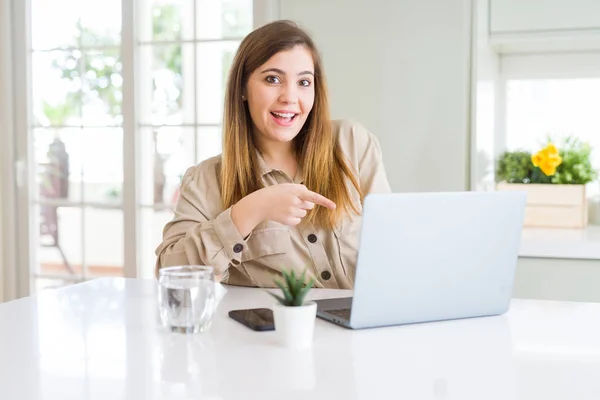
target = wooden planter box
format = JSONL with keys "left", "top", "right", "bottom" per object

{"left": 496, "top": 183, "right": 587, "bottom": 229}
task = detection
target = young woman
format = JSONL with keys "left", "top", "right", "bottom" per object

{"left": 155, "top": 20, "right": 391, "bottom": 289}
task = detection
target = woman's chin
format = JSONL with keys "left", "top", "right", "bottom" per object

{"left": 265, "top": 127, "right": 301, "bottom": 143}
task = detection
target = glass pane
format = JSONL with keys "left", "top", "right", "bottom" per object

{"left": 196, "top": 0, "right": 253, "bottom": 39}
{"left": 139, "top": 0, "right": 195, "bottom": 42}
{"left": 139, "top": 207, "right": 176, "bottom": 279}
{"left": 139, "top": 44, "right": 195, "bottom": 125}
{"left": 84, "top": 208, "right": 124, "bottom": 277}
{"left": 34, "top": 128, "right": 83, "bottom": 203}
{"left": 81, "top": 128, "right": 123, "bottom": 204}
{"left": 140, "top": 127, "right": 195, "bottom": 207}
{"left": 32, "top": 51, "right": 82, "bottom": 127}
{"left": 82, "top": 49, "right": 123, "bottom": 126}
{"left": 506, "top": 80, "right": 600, "bottom": 156}
{"left": 196, "top": 126, "right": 222, "bottom": 163}
{"left": 80, "top": 0, "right": 122, "bottom": 47}
{"left": 37, "top": 205, "right": 83, "bottom": 277}
{"left": 196, "top": 41, "right": 240, "bottom": 124}
{"left": 506, "top": 79, "right": 600, "bottom": 197}
{"left": 31, "top": 0, "right": 80, "bottom": 50}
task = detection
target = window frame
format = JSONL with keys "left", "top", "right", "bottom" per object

{"left": 471, "top": 51, "right": 600, "bottom": 194}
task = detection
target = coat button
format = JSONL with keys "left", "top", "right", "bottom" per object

{"left": 233, "top": 243, "right": 243, "bottom": 253}
{"left": 321, "top": 271, "right": 331, "bottom": 280}
{"left": 307, "top": 234, "right": 317, "bottom": 243}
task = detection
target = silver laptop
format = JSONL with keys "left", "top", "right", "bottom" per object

{"left": 316, "top": 191, "right": 527, "bottom": 329}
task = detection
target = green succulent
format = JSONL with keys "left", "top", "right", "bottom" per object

{"left": 270, "top": 268, "right": 315, "bottom": 307}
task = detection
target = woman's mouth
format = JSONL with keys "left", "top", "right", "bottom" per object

{"left": 270, "top": 111, "right": 298, "bottom": 126}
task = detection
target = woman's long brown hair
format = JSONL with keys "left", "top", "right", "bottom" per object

{"left": 221, "top": 20, "right": 363, "bottom": 230}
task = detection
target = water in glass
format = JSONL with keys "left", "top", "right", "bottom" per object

{"left": 158, "top": 266, "right": 216, "bottom": 333}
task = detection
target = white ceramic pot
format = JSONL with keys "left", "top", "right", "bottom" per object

{"left": 272, "top": 301, "right": 317, "bottom": 349}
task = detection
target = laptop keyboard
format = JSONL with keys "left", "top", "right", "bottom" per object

{"left": 326, "top": 308, "right": 351, "bottom": 320}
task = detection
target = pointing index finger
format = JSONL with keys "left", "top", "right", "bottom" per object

{"left": 302, "top": 190, "right": 336, "bottom": 210}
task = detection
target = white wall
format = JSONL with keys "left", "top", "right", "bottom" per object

{"left": 279, "top": 0, "right": 474, "bottom": 192}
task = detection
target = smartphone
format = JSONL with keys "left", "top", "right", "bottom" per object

{"left": 228, "top": 308, "right": 275, "bottom": 331}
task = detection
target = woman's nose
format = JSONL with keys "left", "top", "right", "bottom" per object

{"left": 279, "top": 83, "right": 298, "bottom": 104}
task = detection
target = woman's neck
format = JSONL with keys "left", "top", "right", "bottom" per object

{"left": 258, "top": 140, "right": 298, "bottom": 180}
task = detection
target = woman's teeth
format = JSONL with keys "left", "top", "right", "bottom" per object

{"left": 271, "top": 111, "right": 296, "bottom": 121}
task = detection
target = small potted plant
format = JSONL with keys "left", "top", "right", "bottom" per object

{"left": 269, "top": 268, "right": 317, "bottom": 349}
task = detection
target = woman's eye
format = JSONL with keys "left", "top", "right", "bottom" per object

{"left": 299, "top": 79, "right": 312, "bottom": 87}
{"left": 265, "top": 75, "right": 281, "bottom": 84}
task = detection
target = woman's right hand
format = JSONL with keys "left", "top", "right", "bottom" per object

{"left": 259, "top": 183, "right": 336, "bottom": 226}
{"left": 231, "top": 184, "right": 336, "bottom": 237}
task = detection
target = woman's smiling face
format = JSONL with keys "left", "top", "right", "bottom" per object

{"left": 245, "top": 45, "right": 315, "bottom": 146}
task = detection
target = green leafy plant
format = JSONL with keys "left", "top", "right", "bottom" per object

{"left": 496, "top": 137, "right": 599, "bottom": 185}
{"left": 269, "top": 268, "right": 315, "bottom": 307}
{"left": 551, "top": 137, "right": 598, "bottom": 184}
{"left": 496, "top": 150, "right": 536, "bottom": 184}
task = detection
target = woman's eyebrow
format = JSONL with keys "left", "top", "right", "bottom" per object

{"left": 260, "top": 68, "right": 314, "bottom": 76}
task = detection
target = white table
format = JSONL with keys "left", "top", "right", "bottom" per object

{"left": 1, "top": 278, "right": 600, "bottom": 399}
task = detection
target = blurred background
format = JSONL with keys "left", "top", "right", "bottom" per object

{"left": 2, "top": 0, "right": 253, "bottom": 293}
{"left": 1, "top": 0, "right": 600, "bottom": 302}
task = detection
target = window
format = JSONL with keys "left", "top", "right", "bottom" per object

{"left": 31, "top": 0, "right": 125, "bottom": 289}
{"left": 136, "top": 0, "right": 253, "bottom": 278}
{"left": 505, "top": 78, "right": 600, "bottom": 196}
{"left": 25, "top": 0, "right": 253, "bottom": 291}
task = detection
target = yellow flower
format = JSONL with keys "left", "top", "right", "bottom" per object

{"left": 539, "top": 161, "right": 557, "bottom": 176}
{"left": 531, "top": 143, "right": 562, "bottom": 176}
{"left": 544, "top": 143, "right": 559, "bottom": 155}
{"left": 547, "top": 153, "right": 562, "bottom": 165}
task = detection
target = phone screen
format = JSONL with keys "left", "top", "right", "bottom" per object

{"left": 228, "top": 308, "right": 275, "bottom": 331}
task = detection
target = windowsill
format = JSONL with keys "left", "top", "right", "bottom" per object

{"left": 519, "top": 225, "right": 600, "bottom": 260}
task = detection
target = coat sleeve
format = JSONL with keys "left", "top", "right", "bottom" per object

{"left": 154, "top": 163, "right": 251, "bottom": 279}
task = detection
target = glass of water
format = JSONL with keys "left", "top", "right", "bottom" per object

{"left": 158, "top": 266, "right": 216, "bottom": 334}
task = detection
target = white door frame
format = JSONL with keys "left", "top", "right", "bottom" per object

{"left": 0, "top": 0, "right": 19, "bottom": 301}
{"left": 122, "top": 0, "right": 139, "bottom": 279}
{"left": 11, "top": 0, "right": 33, "bottom": 299}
